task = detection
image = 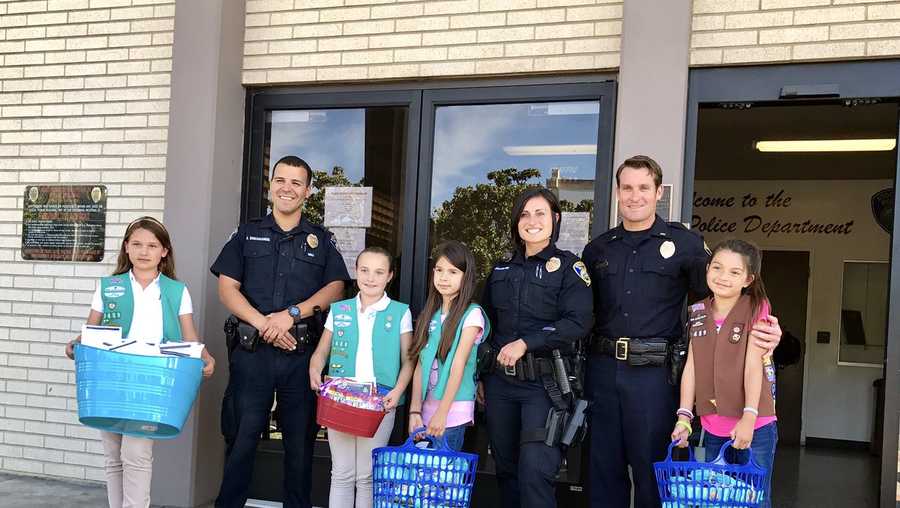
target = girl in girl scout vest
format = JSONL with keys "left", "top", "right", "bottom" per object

{"left": 671, "top": 239, "right": 777, "bottom": 508}
{"left": 408, "top": 241, "right": 490, "bottom": 452}
{"left": 64, "top": 217, "right": 215, "bottom": 508}
{"left": 308, "top": 246, "right": 415, "bottom": 508}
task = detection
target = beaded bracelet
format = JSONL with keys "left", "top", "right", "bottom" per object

{"left": 676, "top": 408, "right": 694, "bottom": 420}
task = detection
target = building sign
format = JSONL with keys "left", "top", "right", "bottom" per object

{"left": 21, "top": 185, "right": 107, "bottom": 262}
{"left": 691, "top": 187, "right": 856, "bottom": 238}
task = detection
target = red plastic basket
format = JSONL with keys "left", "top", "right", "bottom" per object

{"left": 316, "top": 394, "right": 387, "bottom": 438}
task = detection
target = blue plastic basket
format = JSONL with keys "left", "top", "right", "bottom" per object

{"left": 74, "top": 343, "right": 203, "bottom": 439}
{"left": 372, "top": 427, "right": 478, "bottom": 508}
{"left": 654, "top": 440, "right": 767, "bottom": 508}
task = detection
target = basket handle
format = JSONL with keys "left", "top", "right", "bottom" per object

{"left": 664, "top": 439, "right": 695, "bottom": 462}
{"left": 710, "top": 439, "right": 763, "bottom": 470}
{"left": 401, "top": 426, "right": 451, "bottom": 452}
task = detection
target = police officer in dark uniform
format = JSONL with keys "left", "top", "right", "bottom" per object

{"left": 581, "top": 155, "right": 783, "bottom": 508}
{"left": 211, "top": 155, "right": 349, "bottom": 508}
{"left": 481, "top": 187, "right": 593, "bottom": 508}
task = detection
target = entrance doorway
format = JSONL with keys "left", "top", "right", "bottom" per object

{"left": 240, "top": 79, "right": 617, "bottom": 506}
{"left": 685, "top": 60, "right": 900, "bottom": 507}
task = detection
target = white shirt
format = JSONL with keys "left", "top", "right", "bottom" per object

{"left": 324, "top": 293, "right": 414, "bottom": 383}
{"left": 91, "top": 271, "right": 193, "bottom": 341}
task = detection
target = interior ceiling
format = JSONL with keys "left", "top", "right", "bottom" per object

{"left": 695, "top": 101, "right": 898, "bottom": 180}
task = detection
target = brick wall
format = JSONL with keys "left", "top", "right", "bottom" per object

{"left": 690, "top": 0, "right": 900, "bottom": 65}
{"left": 0, "top": 0, "right": 174, "bottom": 482}
{"left": 241, "top": 0, "right": 623, "bottom": 85}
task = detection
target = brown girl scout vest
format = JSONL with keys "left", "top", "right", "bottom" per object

{"left": 689, "top": 294, "right": 776, "bottom": 418}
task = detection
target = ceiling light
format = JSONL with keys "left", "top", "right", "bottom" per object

{"left": 755, "top": 139, "right": 896, "bottom": 152}
{"left": 503, "top": 144, "right": 597, "bottom": 156}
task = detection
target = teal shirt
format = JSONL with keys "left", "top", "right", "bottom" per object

{"left": 100, "top": 273, "right": 184, "bottom": 341}
{"left": 327, "top": 296, "right": 409, "bottom": 401}
{"left": 419, "top": 304, "right": 491, "bottom": 402}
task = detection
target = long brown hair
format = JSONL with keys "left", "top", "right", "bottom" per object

{"left": 409, "top": 241, "right": 477, "bottom": 362}
{"left": 113, "top": 216, "right": 177, "bottom": 279}
{"left": 710, "top": 238, "right": 769, "bottom": 320}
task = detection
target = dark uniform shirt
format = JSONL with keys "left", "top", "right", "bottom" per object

{"left": 210, "top": 214, "right": 349, "bottom": 315}
{"left": 581, "top": 216, "right": 709, "bottom": 340}
{"left": 482, "top": 244, "right": 594, "bottom": 354}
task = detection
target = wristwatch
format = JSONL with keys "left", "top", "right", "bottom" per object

{"left": 288, "top": 305, "right": 301, "bottom": 323}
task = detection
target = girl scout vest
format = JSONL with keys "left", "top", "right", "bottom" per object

{"left": 327, "top": 297, "right": 409, "bottom": 397}
{"left": 689, "top": 295, "right": 775, "bottom": 418}
{"left": 100, "top": 273, "right": 184, "bottom": 341}
{"left": 420, "top": 304, "right": 491, "bottom": 402}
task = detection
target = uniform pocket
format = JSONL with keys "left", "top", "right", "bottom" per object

{"left": 291, "top": 242, "right": 325, "bottom": 287}
{"left": 487, "top": 269, "right": 512, "bottom": 310}
{"left": 641, "top": 259, "right": 679, "bottom": 301}
{"left": 525, "top": 275, "right": 562, "bottom": 320}
{"left": 242, "top": 242, "right": 273, "bottom": 288}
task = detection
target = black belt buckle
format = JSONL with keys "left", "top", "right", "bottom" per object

{"left": 615, "top": 337, "right": 630, "bottom": 361}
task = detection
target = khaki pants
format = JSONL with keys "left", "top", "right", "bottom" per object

{"left": 101, "top": 431, "right": 154, "bottom": 508}
{"left": 326, "top": 410, "right": 396, "bottom": 508}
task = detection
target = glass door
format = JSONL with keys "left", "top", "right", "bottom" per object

{"left": 413, "top": 83, "right": 616, "bottom": 504}
{"left": 242, "top": 90, "right": 421, "bottom": 505}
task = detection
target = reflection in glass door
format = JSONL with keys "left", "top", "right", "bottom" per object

{"left": 428, "top": 100, "right": 602, "bottom": 288}
{"left": 263, "top": 107, "right": 408, "bottom": 298}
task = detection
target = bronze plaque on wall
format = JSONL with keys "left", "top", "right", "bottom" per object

{"left": 22, "top": 185, "right": 107, "bottom": 262}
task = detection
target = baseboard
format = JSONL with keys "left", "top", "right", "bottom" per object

{"left": 805, "top": 436, "right": 871, "bottom": 451}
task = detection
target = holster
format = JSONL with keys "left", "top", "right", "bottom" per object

{"left": 224, "top": 315, "right": 259, "bottom": 354}
{"left": 666, "top": 325, "right": 690, "bottom": 386}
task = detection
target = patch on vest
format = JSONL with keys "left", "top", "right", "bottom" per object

{"left": 689, "top": 302, "right": 705, "bottom": 312}
{"left": 730, "top": 324, "right": 743, "bottom": 343}
{"left": 333, "top": 313, "right": 352, "bottom": 328}
{"left": 103, "top": 285, "right": 126, "bottom": 298}
{"left": 428, "top": 320, "right": 438, "bottom": 333}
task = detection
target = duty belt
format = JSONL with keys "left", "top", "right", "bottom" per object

{"left": 591, "top": 336, "right": 670, "bottom": 366}
{"left": 493, "top": 352, "right": 574, "bottom": 383}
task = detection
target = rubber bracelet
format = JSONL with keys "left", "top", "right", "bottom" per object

{"left": 675, "top": 420, "right": 693, "bottom": 435}
{"left": 409, "top": 411, "right": 422, "bottom": 415}
{"left": 743, "top": 407, "right": 759, "bottom": 416}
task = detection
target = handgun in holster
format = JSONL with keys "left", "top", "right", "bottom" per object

{"left": 475, "top": 342, "right": 495, "bottom": 380}
{"left": 559, "top": 398, "right": 590, "bottom": 450}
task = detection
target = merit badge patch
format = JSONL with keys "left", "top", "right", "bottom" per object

{"left": 730, "top": 324, "right": 743, "bottom": 343}
{"left": 573, "top": 261, "right": 591, "bottom": 287}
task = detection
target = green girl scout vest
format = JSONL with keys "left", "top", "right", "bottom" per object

{"left": 100, "top": 273, "right": 184, "bottom": 341}
{"left": 420, "top": 304, "right": 491, "bottom": 402}
{"left": 327, "top": 297, "right": 409, "bottom": 400}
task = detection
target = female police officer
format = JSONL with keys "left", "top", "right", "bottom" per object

{"left": 480, "top": 187, "right": 594, "bottom": 508}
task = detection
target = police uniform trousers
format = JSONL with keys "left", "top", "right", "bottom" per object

{"left": 215, "top": 343, "right": 317, "bottom": 508}
{"left": 484, "top": 373, "right": 563, "bottom": 508}
{"left": 586, "top": 356, "right": 676, "bottom": 508}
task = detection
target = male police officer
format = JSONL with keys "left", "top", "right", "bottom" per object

{"left": 581, "top": 155, "right": 782, "bottom": 508}
{"left": 211, "top": 156, "right": 348, "bottom": 508}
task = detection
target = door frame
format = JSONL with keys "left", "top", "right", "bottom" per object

{"left": 760, "top": 246, "right": 814, "bottom": 445}
{"left": 414, "top": 81, "right": 618, "bottom": 310}
{"left": 682, "top": 59, "right": 900, "bottom": 507}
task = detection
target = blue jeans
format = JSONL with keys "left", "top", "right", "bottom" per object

{"left": 703, "top": 422, "right": 778, "bottom": 508}
{"left": 442, "top": 424, "right": 467, "bottom": 451}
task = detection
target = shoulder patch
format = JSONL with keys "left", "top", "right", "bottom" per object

{"left": 572, "top": 261, "right": 591, "bottom": 287}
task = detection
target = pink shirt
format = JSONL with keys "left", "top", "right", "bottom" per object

{"left": 422, "top": 311, "right": 485, "bottom": 428}
{"left": 700, "top": 301, "right": 777, "bottom": 437}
